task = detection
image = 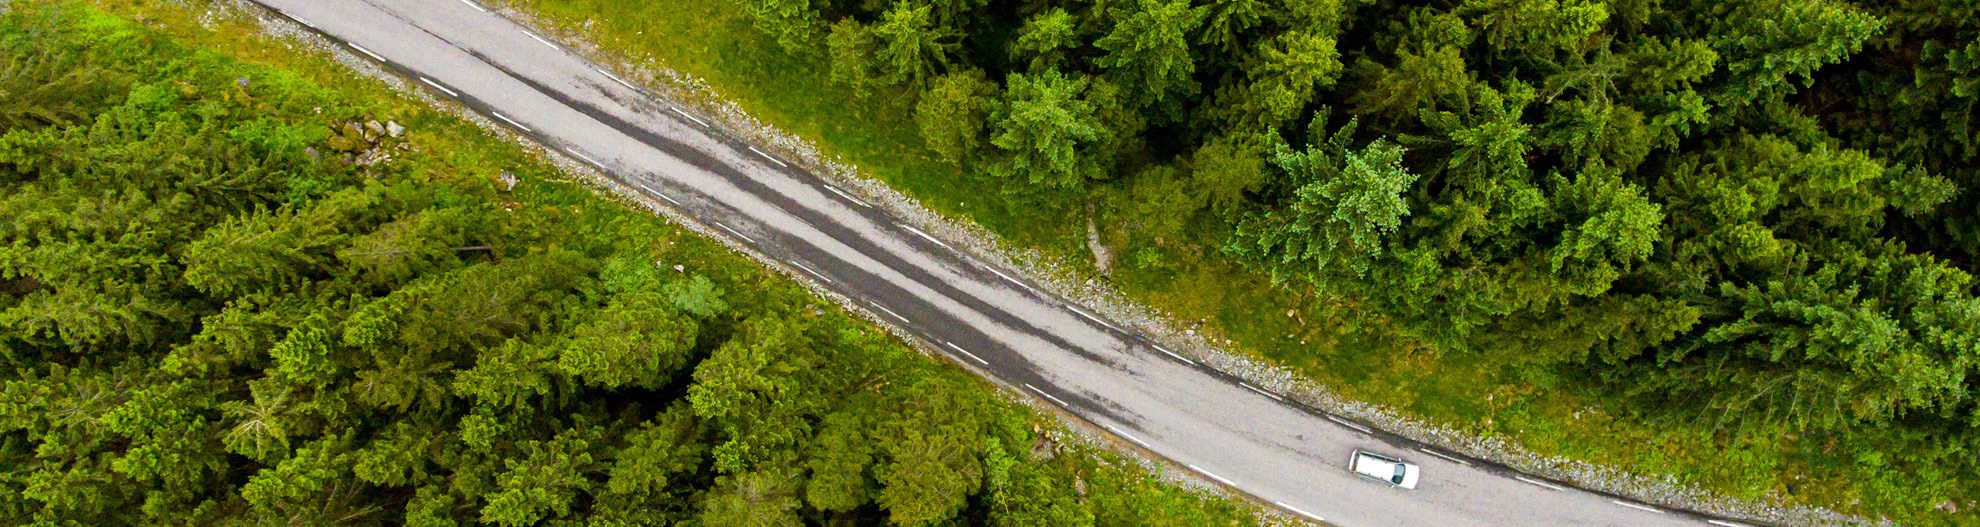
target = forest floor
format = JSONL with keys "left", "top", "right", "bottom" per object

{"left": 491, "top": 0, "right": 1902, "bottom": 524}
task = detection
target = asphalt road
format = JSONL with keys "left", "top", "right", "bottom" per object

{"left": 248, "top": 1, "right": 1765, "bottom": 525}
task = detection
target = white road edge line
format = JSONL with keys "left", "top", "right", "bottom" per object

{"left": 492, "top": 112, "right": 532, "bottom": 132}
{"left": 1066, "top": 306, "right": 1120, "bottom": 332}
{"left": 562, "top": 148, "right": 600, "bottom": 168}
{"left": 455, "top": 0, "right": 486, "bottom": 12}
{"left": 1100, "top": 424, "right": 1149, "bottom": 448}
{"left": 1513, "top": 476, "right": 1565, "bottom": 491}
{"left": 902, "top": 225, "right": 954, "bottom": 250}
{"left": 870, "top": 302, "right": 909, "bottom": 324}
{"left": 669, "top": 107, "right": 710, "bottom": 128}
{"left": 1417, "top": 447, "right": 1470, "bottom": 466}
{"left": 417, "top": 77, "right": 460, "bottom": 98}
{"left": 823, "top": 185, "right": 871, "bottom": 207}
{"left": 1272, "top": 501, "right": 1325, "bottom": 523}
{"left": 521, "top": 29, "right": 559, "bottom": 50}
{"left": 1611, "top": 500, "right": 1666, "bottom": 515}
{"left": 1151, "top": 345, "right": 1197, "bottom": 365}
{"left": 715, "top": 222, "right": 754, "bottom": 244}
{"left": 1239, "top": 382, "right": 1284, "bottom": 402}
{"left": 746, "top": 146, "right": 789, "bottom": 167}
{"left": 1707, "top": 520, "right": 1754, "bottom": 527}
{"left": 347, "top": 43, "right": 386, "bottom": 62}
{"left": 1325, "top": 415, "right": 1372, "bottom": 434}
{"left": 1022, "top": 383, "right": 1070, "bottom": 407}
{"left": 634, "top": 182, "right": 668, "bottom": 200}
{"left": 289, "top": 15, "right": 314, "bottom": 28}
{"left": 1186, "top": 464, "right": 1236, "bottom": 487}
{"left": 596, "top": 69, "right": 638, "bottom": 91}
{"left": 982, "top": 265, "right": 1034, "bottom": 292}
{"left": 942, "top": 341, "right": 989, "bottom": 366}
{"left": 790, "top": 261, "right": 831, "bottom": 284}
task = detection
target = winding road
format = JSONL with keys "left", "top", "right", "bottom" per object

{"left": 247, "top": 1, "right": 1767, "bottom": 525}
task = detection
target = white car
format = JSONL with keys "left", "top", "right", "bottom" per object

{"left": 1349, "top": 449, "right": 1420, "bottom": 489}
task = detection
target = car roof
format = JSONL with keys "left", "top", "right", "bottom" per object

{"left": 1354, "top": 450, "right": 1400, "bottom": 463}
{"left": 1352, "top": 451, "right": 1401, "bottom": 478}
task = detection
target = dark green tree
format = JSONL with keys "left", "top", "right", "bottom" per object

{"left": 1093, "top": 0, "right": 1207, "bottom": 113}
{"left": 872, "top": 1, "right": 959, "bottom": 90}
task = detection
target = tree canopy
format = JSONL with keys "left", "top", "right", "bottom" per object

{"left": 743, "top": 0, "right": 1980, "bottom": 518}
{"left": 0, "top": 4, "right": 1257, "bottom": 525}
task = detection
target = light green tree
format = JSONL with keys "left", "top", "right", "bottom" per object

{"left": 741, "top": 0, "right": 831, "bottom": 52}
{"left": 1010, "top": 8, "right": 1080, "bottom": 71}
{"left": 987, "top": 70, "right": 1111, "bottom": 190}
{"left": 1230, "top": 137, "right": 1420, "bottom": 279}
{"left": 916, "top": 69, "right": 1000, "bottom": 164}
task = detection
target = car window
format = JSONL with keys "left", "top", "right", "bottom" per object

{"left": 1391, "top": 464, "right": 1406, "bottom": 484}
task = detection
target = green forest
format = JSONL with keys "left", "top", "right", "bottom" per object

{"left": 716, "top": 0, "right": 1980, "bottom": 521}
{"left": 0, "top": 2, "right": 1258, "bottom": 525}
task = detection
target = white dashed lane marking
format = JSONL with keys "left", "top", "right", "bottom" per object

{"left": 902, "top": 225, "right": 954, "bottom": 251}
{"left": 823, "top": 185, "right": 871, "bottom": 208}
{"left": 747, "top": 146, "right": 789, "bottom": 168}
{"left": 1514, "top": 476, "right": 1565, "bottom": 491}
{"left": 492, "top": 112, "right": 531, "bottom": 132}
{"left": 348, "top": 43, "right": 387, "bottom": 62}
{"left": 1239, "top": 382, "right": 1284, "bottom": 402}
{"left": 417, "top": 77, "right": 459, "bottom": 98}
{"left": 456, "top": 0, "right": 486, "bottom": 12}
{"left": 669, "top": 107, "right": 710, "bottom": 128}
{"left": 1187, "top": 464, "right": 1237, "bottom": 486}
{"left": 596, "top": 69, "right": 638, "bottom": 91}
{"left": 561, "top": 147, "right": 601, "bottom": 169}
{"left": 942, "top": 341, "right": 989, "bottom": 366}
{"left": 1101, "top": 424, "right": 1149, "bottom": 448}
{"left": 869, "top": 302, "right": 909, "bottom": 324}
{"left": 520, "top": 29, "right": 559, "bottom": 50}
{"left": 633, "top": 183, "right": 679, "bottom": 206}
{"left": 1611, "top": 500, "right": 1665, "bottom": 515}
{"left": 790, "top": 261, "right": 831, "bottom": 284}
{"left": 1023, "top": 383, "right": 1070, "bottom": 407}
{"left": 714, "top": 222, "right": 754, "bottom": 244}
{"left": 1066, "top": 306, "right": 1120, "bottom": 332}
{"left": 1151, "top": 344, "right": 1197, "bottom": 366}
{"left": 982, "top": 265, "right": 1035, "bottom": 293}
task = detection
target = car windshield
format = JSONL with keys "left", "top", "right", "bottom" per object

{"left": 1391, "top": 464, "right": 1407, "bottom": 484}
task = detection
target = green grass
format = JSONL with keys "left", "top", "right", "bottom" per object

{"left": 492, "top": 0, "right": 1910, "bottom": 521}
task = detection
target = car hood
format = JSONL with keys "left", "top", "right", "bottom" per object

{"left": 1398, "top": 463, "right": 1421, "bottom": 489}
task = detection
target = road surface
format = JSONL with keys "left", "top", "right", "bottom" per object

{"left": 248, "top": 1, "right": 1765, "bottom": 525}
